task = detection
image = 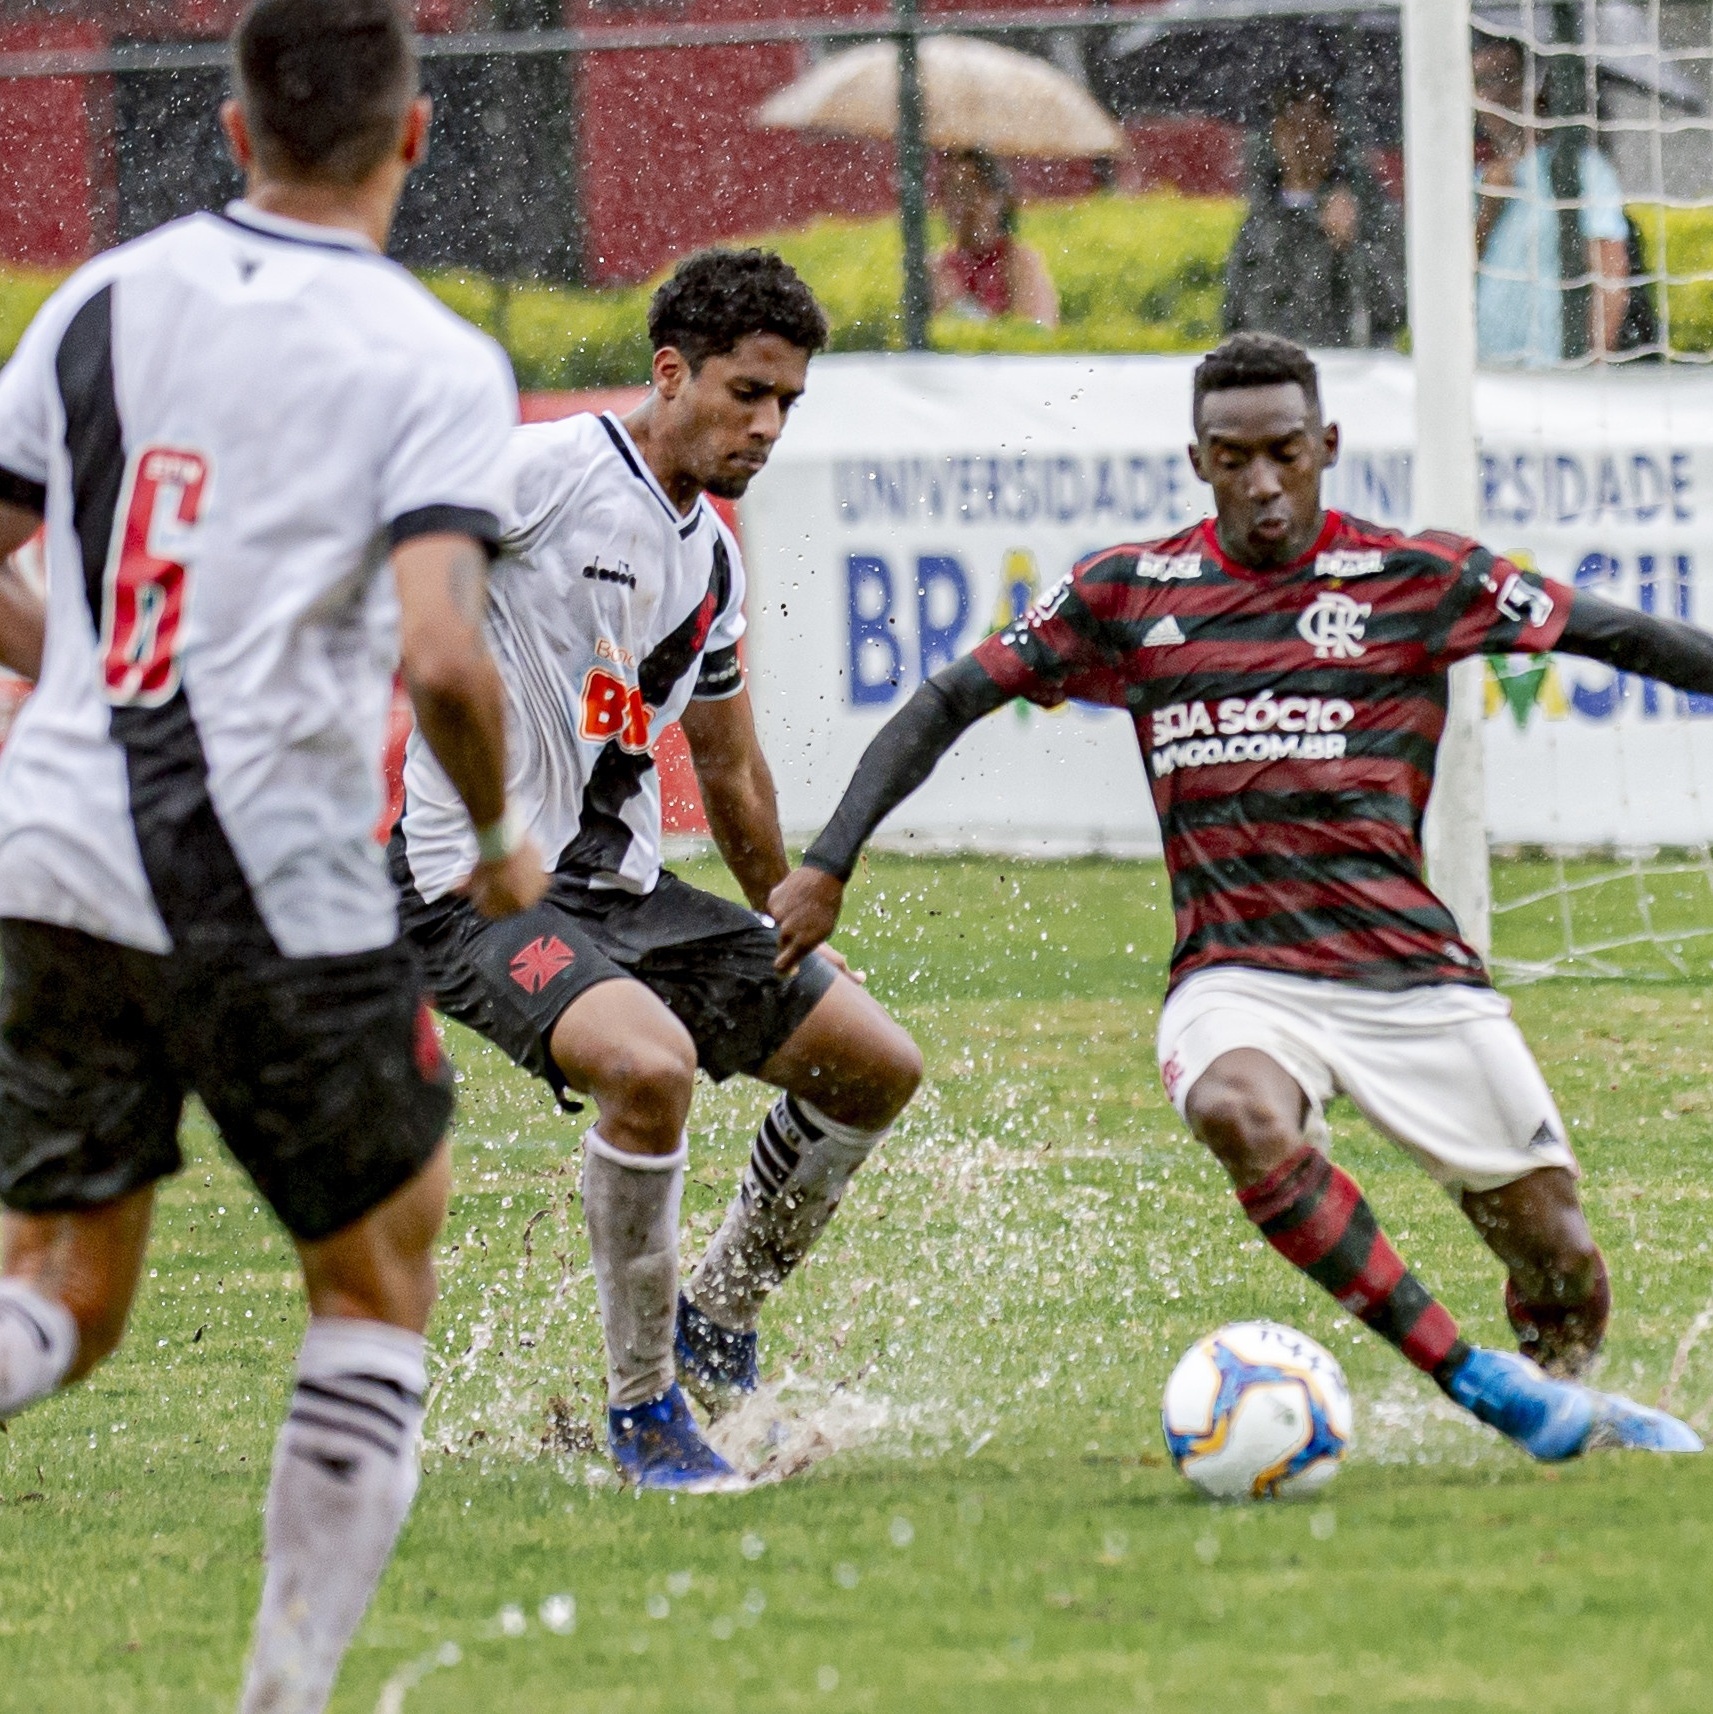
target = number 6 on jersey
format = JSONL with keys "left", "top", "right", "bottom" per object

{"left": 101, "top": 446, "right": 208, "bottom": 706}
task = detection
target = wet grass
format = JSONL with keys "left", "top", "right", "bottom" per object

{"left": 5, "top": 854, "right": 1713, "bottom": 1712}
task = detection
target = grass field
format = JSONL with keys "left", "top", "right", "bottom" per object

{"left": 6, "top": 854, "right": 1713, "bottom": 1713}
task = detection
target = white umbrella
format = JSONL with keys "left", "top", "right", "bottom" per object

{"left": 757, "top": 35, "right": 1127, "bottom": 159}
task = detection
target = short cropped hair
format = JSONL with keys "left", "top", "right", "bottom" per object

{"left": 648, "top": 249, "right": 830, "bottom": 370}
{"left": 1193, "top": 333, "right": 1321, "bottom": 424}
{"left": 234, "top": 0, "right": 417, "bottom": 186}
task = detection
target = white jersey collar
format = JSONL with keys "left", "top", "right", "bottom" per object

{"left": 220, "top": 201, "right": 382, "bottom": 255}
{"left": 599, "top": 412, "right": 707, "bottom": 540}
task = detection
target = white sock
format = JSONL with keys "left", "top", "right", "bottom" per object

{"left": 0, "top": 1278, "right": 77, "bottom": 1417}
{"left": 239, "top": 1318, "right": 427, "bottom": 1714}
{"left": 581, "top": 1129, "right": 686, "bottom": 1409}
{"left": 687, "top": 1095, "right": 887, "bottom": 1334}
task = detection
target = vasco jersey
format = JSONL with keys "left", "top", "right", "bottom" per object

{"left": 0, "top": 204, "right": 516, "bottom": 958}
{"left": 970, "top": 510, "right": 1571, "bottom": 991}
{"left": 397, "top": 412, "right": 747, "bottom": 902}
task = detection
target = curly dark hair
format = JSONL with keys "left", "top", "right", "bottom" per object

{"left": 1193, "top": 332, "right": 1321, "bottom": 425}
{"left": 648, "top": 249, "right": 830, "bottom": 370}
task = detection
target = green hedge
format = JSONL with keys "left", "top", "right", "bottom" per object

{"left": 422, "top": 191, "right": 1248, "bottom": 389}
{"left": 1635, "top": 205, "right": 1713, "bottom": 352}
{"left": 3, "top": 193, "right": 1712, "bottom": 385}
{"left": 0, "top": 269, "right": 68, "bottom": 370}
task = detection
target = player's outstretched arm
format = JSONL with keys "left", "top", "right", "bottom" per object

{"left": 0, "top": 499, "right": 44, "bottom": 680}
{"left": 770, "top": 654, "right": 1010, "bottom": 971}
{"left": 393, "top": 532, "right": 546, "bottom": 919}
{"left": 1555, "top": 588, "right": 1713, "bottom": 694}
{"left": 679, "top": 686, "right": 789, "bottom": 910}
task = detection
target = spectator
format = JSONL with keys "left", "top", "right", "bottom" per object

{"left": 931, "top": 149, "right": 1060, "bottom": 327}
{"left": 1223, "top": 85, "right": 1406, "bottom": 348}
{"left": 1473, "top": 37, "right": 1630, "bottom": 365}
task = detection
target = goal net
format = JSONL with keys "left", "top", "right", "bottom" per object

{"left": 1447, "top": 0, "right": 1713, "bottom": 980}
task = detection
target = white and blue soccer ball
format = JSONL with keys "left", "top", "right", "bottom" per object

{"left": 1162, "top": 1320, "right": 1353, "bottom": 1500}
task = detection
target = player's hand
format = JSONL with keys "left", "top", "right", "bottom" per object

{"left": 815, "top": 942, "right": 867, "bottom": 985}
{"left": 463, "top": 836, "right": 549, "bottom": 919}
{"left": 1320, "top": 186, "right": 1359, "bottom": 251}
{"left": 769, "top": 866, "right": 845, "bottom": 974}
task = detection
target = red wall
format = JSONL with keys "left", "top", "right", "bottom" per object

{"left": 0, "top": 2, "right": 1245, "bottom": 289}
{"left": 570, "top": 0, "right": 1125, "bottom": 284}
{"left": 85, "top": 0, "right": 481, "bottom": 38}
{"left": 1119, "top": 116, "right": 1245, "bottom": 198}
{"left": 0, "top": 19, "right": 110, "bottom": 267}
{"left": 0, "top": 0, "right": 487, "bottom": 270}
{"left": 577, "top": 0, "right": 897, "bottom": 285}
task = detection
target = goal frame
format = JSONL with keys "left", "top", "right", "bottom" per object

{"left": 1402, "top": 0, "right": 1493, "bottom": 954}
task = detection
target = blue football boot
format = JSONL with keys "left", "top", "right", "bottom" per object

{"left": 675, "top": 1294, "right": 759, "bottom": 1421}
{"left": 608, "top": 1384, "right": 745, "bottom": 1492}
{"left": 1443, "top": 1347, "right": 1596, "bottom": 1461}
{"left": 1587, "top": 1390, "right": 1704, "bottom": 1453}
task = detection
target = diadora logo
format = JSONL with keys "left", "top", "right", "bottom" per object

{"left": 1314, "top": 549, "right": 1386, "bottom": 580}
{"left": 510, "top": 935, "right": 576, "bottom": 994}
{"left": 582, "top": 559, "right": 637, "bottom": 589}
{"left": 1142, "top": 615, "right": 1184, "bottom": 647}
{"left": 1137, "top": 552, "right": 1201, "bottom": 583}
{"left": 1298, "top": 592, "right": 1371, "bottom": 659}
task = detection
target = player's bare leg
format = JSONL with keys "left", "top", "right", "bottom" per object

{"left": 239, "top": 1143, "right": 451, "bottom": 1714}
{"left": 1462, "top": 1167, "right": 1608, "bottom": 1377}
{"left": 680, "top": 976, "right": 921, "bottom": 1412}
{"left": 1187, "top": 1048, "right": 1695, "bottom": 1457}
{"left": 1182, "top": 1047, "right": 1307, "bottom": 1188}
{"left": 548, "top": 978, "right": 736, "bottom": 1488}
{"left": 0, "top": 1188, "right": 154, "bottom": 1413}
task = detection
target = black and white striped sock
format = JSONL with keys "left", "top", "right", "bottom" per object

{"left": 687, "top": 1095, "right": 887, "bottom": 1333}
{"left": 0, "top": 1278, "right": 77, "bottom": 1418}
{"left": 239, "top": 1318, "right": 427, "bottom": 1714}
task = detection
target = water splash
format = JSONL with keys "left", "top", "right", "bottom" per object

{"left": 706, "top": 1374, "right": 968, "bottom": 1480}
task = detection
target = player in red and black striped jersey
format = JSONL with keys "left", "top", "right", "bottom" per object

{"left": 977, "top": 501, "right": 1559, "bottom": 993}
{"left": 771, "top": 332, "right": 1713, "bottom": 1460}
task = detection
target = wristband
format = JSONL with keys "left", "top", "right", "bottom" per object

{"left": 474, "top": 803, "right": 525, "bottom": 864}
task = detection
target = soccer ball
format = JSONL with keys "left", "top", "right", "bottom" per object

{"left": 1161, "top": 1320, "right": 1353, "bottom": 1500}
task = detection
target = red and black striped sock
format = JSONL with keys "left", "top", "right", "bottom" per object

{"left": 1237, "top": 1145, "right": 1470, "bottom": 1386}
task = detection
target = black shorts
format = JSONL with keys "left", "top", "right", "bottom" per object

{"left": 0, "top": 920, "right": 454, "bottom": 1242}
{"left": 398, "top": 868, "right": 837, "bottom": 1095}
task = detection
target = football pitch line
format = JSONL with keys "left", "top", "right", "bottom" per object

{"left": 5, "top": 855, "right": 1713, "bottom": 1712}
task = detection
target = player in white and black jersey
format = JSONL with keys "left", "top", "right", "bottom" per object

{"left": 392, "top": 251, "right": 922, "bottom": 1488}
{"left": 0, "top": 6, "right": 546, "bottom": 1709}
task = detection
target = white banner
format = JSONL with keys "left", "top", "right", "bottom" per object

{"left": 739, "top": 351, "right": 1713, "bottom": 852}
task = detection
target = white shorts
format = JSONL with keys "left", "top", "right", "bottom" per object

{"left": 1156, "top": 966, "right": 1577, "bottom": 1196}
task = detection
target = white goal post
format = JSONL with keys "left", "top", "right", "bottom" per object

{"left": 1404, "top": 0, "right": 1495, "bottom": 955}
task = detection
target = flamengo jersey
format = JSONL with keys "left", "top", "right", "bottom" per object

{"left": 0, "top": 204, "right": 516, "bottom": 959}
{"left": 970, "top": 510, "right": 1571, "bottom": 991}
{"left": 397, "top": 412, "right": 747, "bottom": 901}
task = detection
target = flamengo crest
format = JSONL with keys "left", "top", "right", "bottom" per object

{"left": 1298, "top": 592, "right": 1371, "bottom": 659}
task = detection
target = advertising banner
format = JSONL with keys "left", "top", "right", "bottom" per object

{"left": 739, "top": 351, "right": 1713, "bottom": 852}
